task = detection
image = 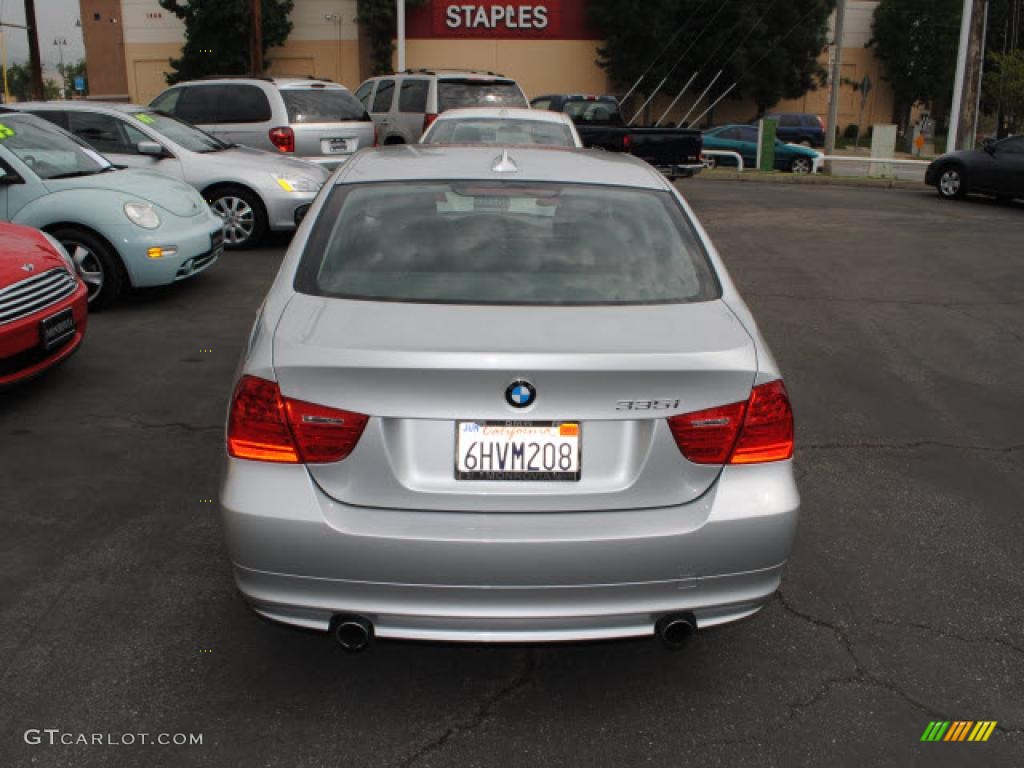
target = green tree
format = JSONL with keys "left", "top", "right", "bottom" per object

{"left": 58, "top": 59, "right": 88, "bottom": 96}
{"left": 869, "top": 0, "right": 962, "bottom": 128}
{"left": 984, "top": 49, "right": 1024, "bottom": 134}
{"left": 587, "top": 0, "right": 835, "bottom": 121}
{"left": 158, "top": 0, "right": 295, "bottom": 84}
{"left": 357, "top": 0, "right": 428, "bottom": 75}
{"left": 4, "top": 62, "right": 60, "bottom": 102}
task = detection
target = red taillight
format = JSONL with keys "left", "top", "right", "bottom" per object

{"left": 667, "top": 380, "right": 793, "bottom": 465}
{"left": 269, "top": 126, "right": 295, "bottom": 153}
{"left": 623, "top": 134, "right": 632, "bottom": 150}
{"left": 817, "top": 115, "right": 826, "bottom": 131}
{"left": 227, "top": 375, "right": 368, "bottom": 464}
{"left": 423, "top": 113, "right": 438, "bottom": 133}
{"left": 373, "top": 124, "right": 379, "bottom": 147}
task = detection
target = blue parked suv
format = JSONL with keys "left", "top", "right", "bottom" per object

{"left": 749, "top": 112, "right": 825, "bottom": 148}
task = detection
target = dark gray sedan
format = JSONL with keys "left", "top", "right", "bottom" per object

{"left": 926, "top": 134, "right": 1024, "bottom": 201}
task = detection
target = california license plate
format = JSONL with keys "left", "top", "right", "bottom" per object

{"left": 322, "top": 138, "right": 351, "bottom": 154}
{"left": 40, "top": 307, "right": 75, "bottom": 351}
{"left": 455, "top": 421, "right": 581, "bottom": 481}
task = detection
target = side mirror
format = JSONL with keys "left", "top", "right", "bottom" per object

{"left": 137, "top": 140, "right": 168, "bottom": 157}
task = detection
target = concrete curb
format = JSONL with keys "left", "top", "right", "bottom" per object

{"left": 682, "top": 170, "right": 923, "bottom": 191}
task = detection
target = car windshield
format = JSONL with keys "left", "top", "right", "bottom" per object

{"left": 296, "top": 181, "right": 720, "bottom": 305}
{"left": 437, "top": 80, "right": 528, "bottom": 112}
{"left": 424, "top": 119, "right": 575, "bottom": 147}
{"left": 131, "top": 111, "right": 228, "bottom": 153}
{"left": 281, "top": 89, "right": 371, "bottom": 123}
{"left": 0, "top": 114, "right": 112, "bottom": 179}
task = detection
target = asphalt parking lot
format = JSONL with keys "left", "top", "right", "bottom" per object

{"left": 2, "top": 181, "right": 1022, "bottom": 767}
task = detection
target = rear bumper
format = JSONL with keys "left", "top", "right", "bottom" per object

{"left": 660, "top": 163, "right": 704, "bottom": 179}
{"left": 220, "top": 459, "right": 800, "bottom": 643}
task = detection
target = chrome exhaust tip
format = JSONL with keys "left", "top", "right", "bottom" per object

{"left": 330, "top": 615, "right": 374, "bottom": 653}
{"left": 655, "top": 613, "right": 697, "bottom": 649}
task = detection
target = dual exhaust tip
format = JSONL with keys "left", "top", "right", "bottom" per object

{"left": 329, "top": 612, "right": 697, "bottom": 652}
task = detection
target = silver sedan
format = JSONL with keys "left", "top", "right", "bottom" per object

{"left": 14, "top": 102, "right": 330, "bottom": 249}
{"left": 220, "top": 145, "right": 799, "bottom": 650}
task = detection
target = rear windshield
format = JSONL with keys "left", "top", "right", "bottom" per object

{"left": 564, "top": 100, "right": 623, "bottom": 126}
{"left": 437, "top": 80, "right": 528, "bottom": 112}
{"left": 295, "top": 181, "right": 719, "bottom": 305}
{"left": 281, "top": 89, "right": 371, "bottom": 123}
{"left": 424, "top": 118, "right": 575, "bottom": 147}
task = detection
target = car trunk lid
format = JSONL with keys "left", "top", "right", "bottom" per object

{"left": 273, "top": 294, "right": 757, "bottom": 512}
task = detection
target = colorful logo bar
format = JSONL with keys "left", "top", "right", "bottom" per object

{"left": 921, "top": 721, "right": 997, "bottom": 742}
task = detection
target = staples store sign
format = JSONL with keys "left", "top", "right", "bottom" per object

{"left": 432, "top": 2, "right": 561, "bottom": 38}
{"left": 444, "top": 4, "right": 554, "bottom": 32}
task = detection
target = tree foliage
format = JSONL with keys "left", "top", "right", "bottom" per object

{"left": 158, "top": 0, "right": 294, "bottom": 84}
{"left": 587, "top": 0, "right": 835, "bottom": 116}
{"left": 984, "top": 49, "right": 1024, "bottom": 132}
{"left": 869, "top": 0, "right": 961, "bottom": 121}
{"left": 357, "top": 0, "right": 428, "bottom": 75}
{"left": 58, "top": 60, "right": 88, "bottom": 95}
{"left": 6, "top": 63, "right": 61, "bottom": 101}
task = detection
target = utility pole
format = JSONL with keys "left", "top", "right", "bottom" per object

{"left": 824, "top": 0, "right": 846, "bottom": 157}
{"left": 24, "top": 0, "right": 43, "bottom": 100}
{"left": 249, "top": 0, "right": 263, "bottom": 74}
{"left": 948, "top": 0, "right": 974, "bottom": 151}
{"left": 954, "top": 0, "right": 987, "bottom": 150}
{"left": 396, "top": 0, "right": 406, "bottom": 73}
{"left": 54, "top": 37, "right": 68, "bottom": 97}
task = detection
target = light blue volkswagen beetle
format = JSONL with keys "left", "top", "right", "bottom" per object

{"left": 0, "top": 111, "right": 224, "bottom": 306}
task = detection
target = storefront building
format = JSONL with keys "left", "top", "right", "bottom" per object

{"left": 80, "top": 0, "right": 893, "bottom": 133}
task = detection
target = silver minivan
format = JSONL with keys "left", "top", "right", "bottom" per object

{"left": 150, "top": 77, "right": 375, "bottom": 169}
{"left": 354, "top": 69, "right": 529, "bottom": 144}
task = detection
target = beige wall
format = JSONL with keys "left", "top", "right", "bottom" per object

{"left": 399, "top": 40, "right": 608, "bottom": 100}
{"left": 266, "top": 40, "right": 363, "bottom": 89}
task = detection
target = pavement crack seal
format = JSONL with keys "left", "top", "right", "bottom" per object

{"left": 870, "top": 616, "right": 1024, "bottom": 657}
{"left": 75, "top": 415, "right": 222, "bottom": 434}
{"left": 397, "top": 651, "right": 536, "bottom": 768}
{"left": 800, "top": 440, "right": 1023, "bottom": 454}
{"left": 775, "top": 592, "right": 948, "bottom": 722}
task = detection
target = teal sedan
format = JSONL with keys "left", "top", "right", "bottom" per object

{"left": 0, "top": 112, "right": 224, "bottom": 306}
{"left": 701, "top": 124, "right": 820, "bottom": 173}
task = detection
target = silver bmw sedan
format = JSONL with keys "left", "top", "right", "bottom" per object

{"left": 220, "top": 145, "right": 799, "bottom": 650}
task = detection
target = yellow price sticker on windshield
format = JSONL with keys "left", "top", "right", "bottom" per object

{"left": 0, "top": 122, "right": 15, "bottom": 139}
{"left": 136, "top": 114, "right": 155, "bottom": 124}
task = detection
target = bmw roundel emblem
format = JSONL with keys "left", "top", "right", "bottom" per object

{"left": 505, "top": 380, "right": 536, "bottom": 408}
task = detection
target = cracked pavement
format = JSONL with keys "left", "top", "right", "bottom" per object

{"left": 1, "top": 184, "right": 1022, "bottom": 767}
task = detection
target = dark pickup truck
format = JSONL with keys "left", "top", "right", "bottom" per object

{"left": 530, "top": 94, "right": 703, "bottom": 179}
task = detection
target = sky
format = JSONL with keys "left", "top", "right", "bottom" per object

{"left": 1, "top": 0, "right": 86, "bottom": 75}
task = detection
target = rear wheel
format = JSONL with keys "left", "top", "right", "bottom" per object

{"left": 702, "top": 155, "right": 718, "bottom": 170}
{"left": 789, "top": 156, "right": 813, "bottom": 174}
{"left": 50, "top": 227, "right": 126, "bottom": 308}
{"left": 797, "top": 137, "right": 813, "bottom": 147}
{"left": 207, "top": 185, "right": 267, "bottom": 249}
{"left": 937, "top": 166, "right": 966, "bottom": 199}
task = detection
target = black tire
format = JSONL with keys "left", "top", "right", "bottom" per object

{"left": 797, "top": 137, "right": 814, "bottom": 147}
{"left": 205, "top": 185, "right": 267, "bottom": 250}
{"left": 703, "top": 155, "right": 718, "bottom": 170}
{"left": 936, "top": 164, "right": 967, "bottom": 200}
{"left": 384, "top": 136, "right": 406, "bottom": 145}
{"left": 50, "top": 226, "right": 127, "bottom": 309}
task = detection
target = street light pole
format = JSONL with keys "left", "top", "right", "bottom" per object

{"left": 824, "top": 0, "right": 846, "bottom": 157}
{"left": 54, "top": 37, "right": 67, "bottom": 97}
{"left": 396, "top": 0, "right": 406, "bottom": 72}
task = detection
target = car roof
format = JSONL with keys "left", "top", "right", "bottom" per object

{"left": 434, "top": 107, "right": 569, "bottom": 124}
{"left": 12, "top": 101, "right": 150, "bottom": 114}
{"left": 338, "top": 146, "right": 667, "bottom": 189}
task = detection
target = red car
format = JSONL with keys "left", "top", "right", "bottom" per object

{"left": 0, "top": 223, "right": 88, "bottom": 386}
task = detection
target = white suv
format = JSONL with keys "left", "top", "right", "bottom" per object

{"left": 150, "top": 76, "right": 376, "bottom": 169}
{"left": 353, "top": 69, "right": 529, "bottom": 144}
